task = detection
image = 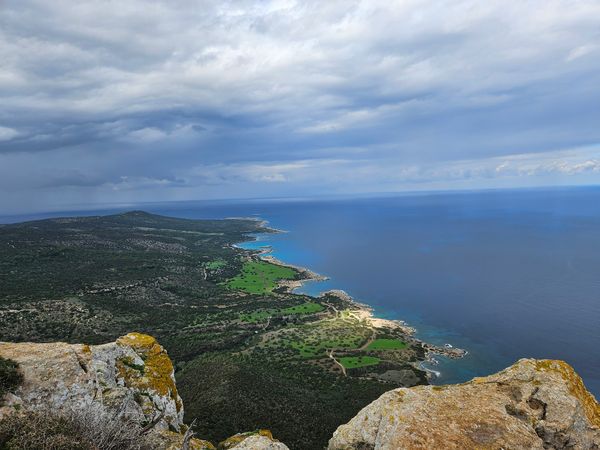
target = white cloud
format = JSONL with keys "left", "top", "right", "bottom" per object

{"left": 0, "top": 126, "right": 19, "bottom": 141}
{"left": 566, "top": 44, "right": 597, "bottom": 62}
{"left": 183, "top": 161, "right": 311, "bottom": 185}
{"left": 1, "top": 0, "right": 600, "bottom": 212}
{"left": 125, "top": 127, "right": 168, "bottom": 142}
{"left": 2, "top": 0, "right": 599, "bottom": 121}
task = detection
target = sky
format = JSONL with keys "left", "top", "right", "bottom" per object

{"left": 1, "top": 0, "right": 600, "bottom": 214}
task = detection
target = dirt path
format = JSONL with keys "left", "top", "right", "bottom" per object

{"left": 358, "top": 328, "right": 377, "bottom": 351}
{"left": 328, "top": 349, "right": 347, "bottom": 377}
{"left": 262, "top": 316, "right": 271, "bottom": 331}
{"left": 323, "top": 302, "right": 339, "bottom": 315}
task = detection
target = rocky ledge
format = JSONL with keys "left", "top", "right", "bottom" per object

{"left": 0, "top": 333, "right": 287, "bottom": 450}
{"left": 329, "top": 358, "right": 600, "bottom": 449}
{"left": 1, "top": 334, "right": 598, "bottom": 449}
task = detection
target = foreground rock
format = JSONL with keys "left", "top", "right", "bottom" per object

{"left": 0, "top": 333, "right": 213, "bottom": 449}
{"left": 2, "top": 333, "right": 597, "bottom": 450}
{"left": 0, "top": 333, "right": 289, "bottom": 450}
{"left": 0, "top": 333, "right": 183, "bottom": 430}
{"left": 329, "top": 358, "right": 600, "bottom": 449}
{"left": 219, "top": 430, "right": 289, "bottom": 449}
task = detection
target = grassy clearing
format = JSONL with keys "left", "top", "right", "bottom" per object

{"left": 339, "top": 356, "right": 381, "bottom": 369}
{"left": 281, "top": 319, "right": 370, "bottom": 358}
{"left": 226, "top": 260, "right": 297, "bottom": 294}
{"left": 205, "top": 259, "right": 226, "bottom": 270}
{"left": 366, "top": 338, "right": 407, "bottom": 350}
{"left": 281, "top": 302, "right": 324, "bottom": 315}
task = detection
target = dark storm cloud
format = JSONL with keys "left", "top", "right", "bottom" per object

{"left": 1, "top": 0, "right": 599, "bottom": 213}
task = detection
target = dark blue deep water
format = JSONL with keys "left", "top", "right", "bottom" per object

{"left": 4, "top": 187, "right": 600, "bottom": 395}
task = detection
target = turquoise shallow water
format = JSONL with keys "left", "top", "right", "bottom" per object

{"left": 4, "top": 187, "right": 600, "bottom": 395}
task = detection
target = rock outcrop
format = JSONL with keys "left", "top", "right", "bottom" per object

{"left": 0, "top": 333, "right": 182, "bottom": 431}
{"left": 0, "top": 333, "right": 214, "bottom": 449}
{"left": 329, "top": 358, "right": 600, "bottom": 449}
{"left": 0, "top": 333, "right": 288, "bottom": 450}
{"left": 3, "top": 334, "right": 597, "bottom": 450}
{"left": 218, "top": 430, "right": 289, "bottom": 449}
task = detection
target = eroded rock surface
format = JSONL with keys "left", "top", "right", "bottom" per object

{"left": 3, "top": 334, "right": 597, "bottom": 450}
{"left": 219, "top": 430, "right": 289, "bottom": 449}
{"left": 329, "top": 359, "right": 600, "bottom": 449}
{"left": 147, "top": 430, "right": 216, "bottom": 450}
{"left": 0, "top": 333, "right": 286, "bottom": 449}
{"left": 0, "top": 332, "right": 183, "bottom": 433}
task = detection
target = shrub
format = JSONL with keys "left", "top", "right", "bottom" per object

{"left": 0, "top": 357, "right": 23, "bottom": 404}
{"left": 0, "top": 404, "right": 151, "bottom": 450}
{"left": 0, "top": 411, "right": 93, "bottom": 450}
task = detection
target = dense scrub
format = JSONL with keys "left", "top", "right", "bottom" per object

{"left": 0, "top": 357, "right": 22, "bottom": 404}
{"left": 178, "top": 353, "right": 393, "bottom": 450}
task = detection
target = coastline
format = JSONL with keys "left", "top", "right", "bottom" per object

{"left": 240, "top": 225, "right": 466, "bottom": 380}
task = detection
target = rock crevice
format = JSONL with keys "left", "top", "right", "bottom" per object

{"left": 328, "top": 358, "right": 600, "bottom": 449}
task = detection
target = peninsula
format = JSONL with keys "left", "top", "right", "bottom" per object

{"left": 0, "top": 211, "right": 461, "bottom": 449}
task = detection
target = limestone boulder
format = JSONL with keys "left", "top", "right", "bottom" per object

{"left": 0, "top": 332, "right": 183, "bottom": 433}
{"left": 329, "top": 359, "right": 600, "bottom": 449}
{"left": 219, "top": 430, "right": 289, "bottom": 449}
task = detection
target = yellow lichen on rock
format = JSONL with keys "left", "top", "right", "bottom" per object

{"left": 116, "top": 332, "right": 182, "bottom": 411}
{"left": 116, "top": 332, "right": 158, "bottom": 350}
{"left": 329, "top": 358, "right": 600, "bottom": 449}
{"left": 534, "top": 359, "right": 600, "bottom": 428}
{"left": 218, "top": 429, "right": 280, "bottom": 449}
{"left": 0, "top": 333, "right": 188, "bottom": 446}
{"left": 185, "top": 439, "right": 217, "bottom": 450}
{"left": 149, "top": 430, "right": 216, "bottom": 450}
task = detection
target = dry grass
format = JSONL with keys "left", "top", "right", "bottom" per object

{"left": 0, "top": 403, "right": 151, "bottom": 450}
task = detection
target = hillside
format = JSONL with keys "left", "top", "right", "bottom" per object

{"left": 0, "top": 211, "right": 440, "bottom": 449}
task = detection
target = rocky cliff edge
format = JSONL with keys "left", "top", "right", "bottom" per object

{"left": 2, "top": 334, "right": 598, "bottom": 450}
{"left": 329, "top": 358, "right": 600, "bottom": 449}
{"left": 0, "top": 333, "right": 287, "bottom": 450}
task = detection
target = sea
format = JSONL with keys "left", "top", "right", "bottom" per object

{"left": 3, "top": 186, "right": 600, "bottom": 396}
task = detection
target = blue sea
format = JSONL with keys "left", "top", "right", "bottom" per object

{"left": 3, "top": 187, "right": 600, "bottom": 396}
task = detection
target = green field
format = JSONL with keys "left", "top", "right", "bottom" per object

{"left": 226, "top": 260, "right": 297, "bottom": 294}
{"left": 366, "top": 338, "right": 407, "bottom": 350}
{"left": 339, "top": 356, "right": 381, "bottom": 369}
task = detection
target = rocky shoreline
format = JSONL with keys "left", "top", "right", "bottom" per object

{"left": 242, "top": 226, "right": 467, "bottom": 381}
{"left": 318, "top": 289, "right": 468, "bottom": 366}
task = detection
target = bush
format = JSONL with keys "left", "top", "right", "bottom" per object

{"left": 0, "top": 357, "right": 22, "bottom": 404}
{"left": 0, "top": 411, "right": 93, "bottom": 450}
{"left": 0, "top": 404, "right": 151, "bottom": 450}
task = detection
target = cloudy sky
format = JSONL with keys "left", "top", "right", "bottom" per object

{"left": 1, "top": 0, "right": 600, "bottom": 214}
